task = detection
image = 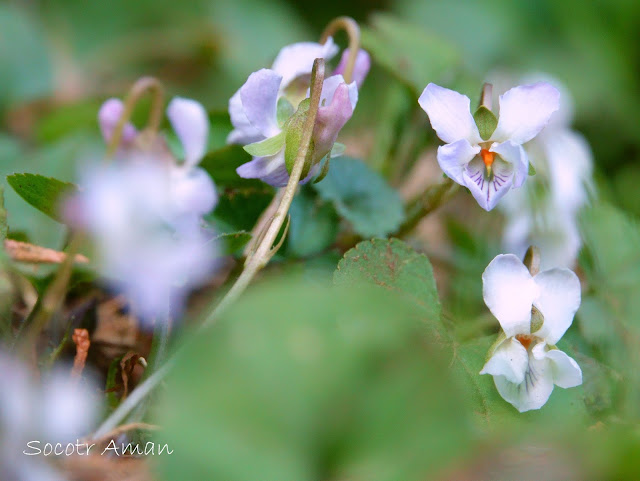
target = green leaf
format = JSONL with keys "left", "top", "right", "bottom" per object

{"left": 579, "top": 203, "right": 640, "bottom": 420}
{"left": 313, "top": 157, "right": 404, "bottom": 238}
{"left": 199, "top": 144, "right": 268, "bottom": 190}
{"left": 6, "top": 173, "right": 79, "bottom": 223}
{"left": 360, "top": 14, "right": 461, "bottom": 95}
{"left": 208, "top": 189, "right": 273, "bottom": 233}
{"left": 334, "top": 238, "right": 442, "bottom": 336}
{"left": 528, "top": 162, "right": 537, "bottom": 176}
{"left": 473, "top": 105, "right": 498, "bottom": 140}
{"left": 287, "top": 186, "right": 338, "bottom": 258}
{"left": 158, "top": 278, "right": 471, "bottom": 481}
{"left": 243, "top": 131, "right": 285, "bottom": 157}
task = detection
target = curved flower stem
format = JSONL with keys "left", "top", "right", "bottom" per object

{"left": 394, "top": 178, "right": 459, "bottom": 238}
{"left": 203, "top": 58, "right": 325, "bottom": 326}
{"left": 106, "top": 76, "right": 165, "bottom": 158}
{"left": 90, "top": 59, "right": 326, "bottom": 439}
{"left": 320, "top": 16, "right": 360, "bottom": 84}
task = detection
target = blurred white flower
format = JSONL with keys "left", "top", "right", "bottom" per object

{"left": 418, "top": 82, "right": 560, "bottom": 211}
{"left": 66, "top": 158, "right": 217, "bottom": 321}
{"left": 479, "top": 254, "right": 582, "bottom": 412}
{"left": 496, "top": 74, "right": 594, "bottom": 269}
{"left": 66, "top": 96, "right": 219, "bottom": 321}
{"left": 0, "top": 352, "right": 101, "bottom": 480}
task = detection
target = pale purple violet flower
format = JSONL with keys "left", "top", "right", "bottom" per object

{"left": 68, "top": 96, "right": 219, "bottom": 321}
{"left": 227, "top": 38, "right": 368, "bottom": 187}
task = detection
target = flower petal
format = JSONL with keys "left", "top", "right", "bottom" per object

{"left": 532, "top": 268, "right": 581, "bottom": 344}
{"left": 239, "top": 69, "right": 282, "bottom": 139}
{"left": 236, "top": 151, "right": 290, "bottom": 187}
{"left": 167, "top": 97, "right": 209, "bottom": 168}
{"left": 491, "top": 140, "right": 528, "bottom": 188}
{"left": 170, "top": 166, "right": 217, "bottom": 220}
{"left": 271, "top": 37, "right": 339, "bottom": 89}
{"left": 546, "top": 349, "right": 583, "bottom": 388}
{"left": 492, "top": 82, "right": 560, "bottom": 144}
{"left": 543, "top": 129, "right": 593, "bottom": 213}
{"left": 463, "top": 156, "right": 514, "bottom": 211}
{"left": 333, "top": 49, "right": 371, "bottom": 87}
{"left": 480, "top": 337, "right": 528, "bottom": 384}
{"left": 493, "top": 354, "right": 554, "bottom": 412}
{"left": 436, "top": 139, "right": 480, "bottom": 185}
{"left": 418, "top": 83, "right": 482, "bottom": 144}
{"left": 227, "top": 89, "right": 263, "bottom": 145}
{"left": 482, "top": 254, "right": 538, "bottom": 337}
{"left": 98, "top": 98, "right": 137, "bottom": 146}
{"left": 313, "top": 81, "right": 355, "bottom": 161}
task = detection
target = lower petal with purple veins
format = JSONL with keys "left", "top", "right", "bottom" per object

{"left": 463, "top": 156, "right": 514, "bottom": 211}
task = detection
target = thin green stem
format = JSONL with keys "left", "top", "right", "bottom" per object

{"left": 320, "top": 17, "right": 360, "bottom": 84}
{"left": 394, "top": 178, "right": 459, "bottom": 238}
{"left": 90, "top": 59, "right": 327, "bottom": 439}
{"left": 14, "top": 233, "right": 83, "bottom": 357}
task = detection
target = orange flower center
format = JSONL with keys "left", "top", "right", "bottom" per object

{"left": 516, "top": 334, "right": 535, "bottom": 350}
{"left": 480, "top": 148, "right": 495, "bottom": 169}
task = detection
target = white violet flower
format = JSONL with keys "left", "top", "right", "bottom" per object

{"left": 65, "top": 96, "right": 219, "bottom": 321}
{"left": 479, "top": 253, "right": 583, "bottom": 412}
{"left": 418, "top": 82, "right": 560, "bottom": 211}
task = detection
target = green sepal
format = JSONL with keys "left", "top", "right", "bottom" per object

{"left": 313, "top": 156, "right": 330, "bottom": 184}
{"left": 528, "top": 162, "right": 537, "bottom": 176}
{"left": 473, "top": 106, "right": 498, "bottom": 141}
{"left": 530, "top": 306, "right": 544, "bottom": 333}
{"left": 330, "top": 142, "right": 346, "bottom": 158}
{"left": 284, "top": 98, "right": 314, "bottom": 178}
{"left": 484, "top": 330, "right": 507, "bottom": 363}
{"left": 243, "top": 131, "right": 286, "bottom": 157}
{"left": 277, "top": 98, "right": 295, "bottom": 127}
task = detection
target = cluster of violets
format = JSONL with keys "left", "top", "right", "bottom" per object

{"left": 60, "top": 31, "right": 590, "bottom": 412}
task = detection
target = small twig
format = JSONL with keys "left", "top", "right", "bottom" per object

{"left": 4, "top": 239, "right": 89, "bottom": 264}
{"left": 71, "top": 328, "right": 90, "bottom": 379}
